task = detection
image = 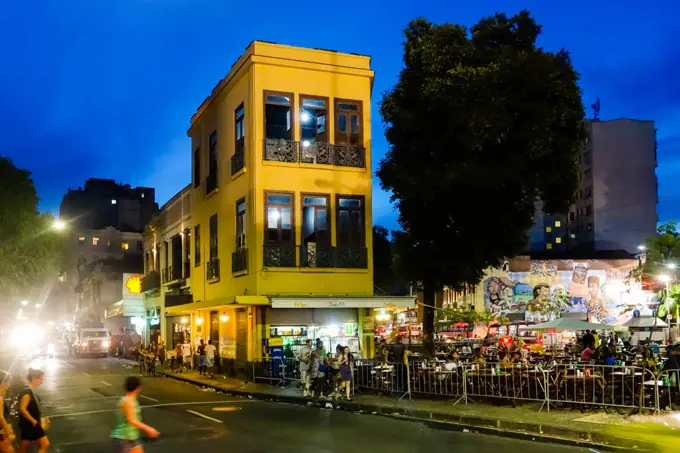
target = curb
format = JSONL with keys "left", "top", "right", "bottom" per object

{"left": 161, "top": 372, "right": 654, "bottom": 452}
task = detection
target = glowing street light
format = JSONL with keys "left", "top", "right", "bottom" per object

{"left": 638, "top": 245, "right": 647, "bottom": 251}
{"left": 52, "top": 219, "right": 66, "bottom": 231}
{"left": 668, "top": 263, "right": 677, "bottom": 270}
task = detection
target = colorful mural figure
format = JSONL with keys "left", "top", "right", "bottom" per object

{"left": 483, "top": 261, "right": 637, "bottom": 323}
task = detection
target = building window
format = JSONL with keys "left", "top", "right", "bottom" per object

{"left": 302, "top": 195, "right": 330, "bottom": 246}
{"left": 555, "top": 221, "right": 561, "bottom": 227}
{"left": 545, "top": 226, "right": 552, "bottom": 233}
{"left": 587, "top": 223, "right": 593, "bottom": 231}
{"left": 78, "top": 237, "right": 85, "bottom": 246}
{"left": 141, "top": 193, "right": 145, "bottom": 199}
{"left": 585, "top": 205, "right": 593, "bottom": 216}
{"left": 193, "top": 148, "right": 201, "bottom": 188}
{"left": 556, "top": 237, "right": 562, "bottom": 244}
{"left": 265, "top": 92, "right": 293, "bottom": 140}
{"left": 570, "top": 233, "right": 576, "bottom": 239}
{"left": 209, "top": 214, "right": 218, "bottom": 261}
{"left": 207, "top": 132, "right": 218, "bottom": 192}
{"left": 546, "top": 243, "right": 553, "bottom": 250}
{"left": 111, "top": 199, "right": 117, "bottom": 205}
{"left": 92, "top": 237, "right": 99, "bottom": 246}
{"left": 265, "top": 192, "right": 294, "bottom": 243}
{"left": 335, "top": 100, "right": 362, "bottom": 145}
{"left": 234, "top": 104, "right": 245, "bottom": 161}
{"left": 194, "top": 225, "right": 200, "bottom": 266}
{"left": 236, "top": 199, "right": 246, "bottom": 249}
{"left": 300, "top": 96, "right": 328, "bottom": 147}
{"left": 336, "top": 195, "right": 365, "bottom": 246}
{"left": 569, "top": 212, "right": 575, "bottom": 222}
{"left": 121, "top": 241, "right": 129, "bottom": 250}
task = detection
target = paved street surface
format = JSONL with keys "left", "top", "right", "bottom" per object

{"left": 0, "top": 354, "right": 592, "bottom": 453}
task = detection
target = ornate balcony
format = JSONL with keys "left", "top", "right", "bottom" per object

{"left": 335, "top": 246, "right": 368, "bottom": 269}
{"left": 232, "top": 248, "right": 248, "bottom": 273}
{"left": 263, "top": 139, "right": 365, "bottom": 168}
{"left": 141, "top": 271, "right": 160, "bottom": 292}
{"left": 264, "top": 138, "right": 298, "bottom": 163}
{"left": 263, "top": 244, "right": 296, "bottom": 267}
{"left": 231, "top": 149, "right": 244, "bottom": 175}
{"left": 300, "top": 244, "right": 334, "bottom": 268}
{"left": 206, "top": 258, "right": 220, "bottom": 280}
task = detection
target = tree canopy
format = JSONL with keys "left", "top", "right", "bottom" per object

{"left": 378, "top": 11, "right": 586, "bottom": 337}
{"left": 0, "top": 157, "right": 66, "bottom": 302}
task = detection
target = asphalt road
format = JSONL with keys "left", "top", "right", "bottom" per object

{"left": 0, "top": 354, "right": 594, "bottom": 453}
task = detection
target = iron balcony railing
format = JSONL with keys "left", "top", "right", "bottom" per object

{"left": 263, "top": 244, "right": 368, "bottom": 269}
{"left": 232, "top": 248, "right": 248, "bottom": 273}
{"left": 263, "top": 244, "right": 297, "bottom": 267}
{"left": 206, "top": 258, "right": 220, "bottom": 280}
{"left": 141, "top": 271, "right": 160, "bottom": 292}
{"left": 165, "top": 293, "right": 193, "bottom": 308}
{"left": 263, "top": 138, "right": 365, "bottom": 168}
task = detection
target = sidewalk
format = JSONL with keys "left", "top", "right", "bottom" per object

{"left": 159, "top": 368, "right": 675, "bottom": 451}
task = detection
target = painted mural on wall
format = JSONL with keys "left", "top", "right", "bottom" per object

{"left": 484, "top": 261, "right": 641, "bottom": 323}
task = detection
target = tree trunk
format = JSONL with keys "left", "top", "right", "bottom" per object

{"left": 422, "top": 280, "right": 436, "bottom": 357}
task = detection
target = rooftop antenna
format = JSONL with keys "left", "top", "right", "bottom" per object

{"left": 591, "top": 97, "right": 601, "bottom": 120}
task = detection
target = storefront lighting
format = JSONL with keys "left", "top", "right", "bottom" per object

{"left": 180, "top": 317, "right": 188, "bottom": 324}
{"left": 131, "top": 316, "right": 146, "bottom": 326}
{"left": 375, "top": 312, "right": 391, "bottom": 322}
{"left": 220, "top": 315, "right": 229, "bottom": 322}
{"left": 196, "top": 317, "right": 204, "bottom": 325}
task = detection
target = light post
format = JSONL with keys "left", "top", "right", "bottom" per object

{"left": 52, "top": 219, "right": 66, "bottom": 231}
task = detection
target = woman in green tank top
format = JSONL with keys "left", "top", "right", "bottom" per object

{"left": 111, "top": 377, "right": 159, "bottom": 453}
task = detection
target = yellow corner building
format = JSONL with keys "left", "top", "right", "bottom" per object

{"left": 163, "top": 41, "right": 412, "bottom": 367}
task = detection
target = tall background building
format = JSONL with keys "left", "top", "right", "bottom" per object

{"left": 528, "top": 118, "right": 658, "bottom": 254}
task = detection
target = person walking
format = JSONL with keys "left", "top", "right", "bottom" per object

{"left": 338, "top": 347, "right": 353, "bottom": 401}
{"left": 157, "top": 341, "right": 166, "bottom": 368}
{"left": 197, "top": 340, "right": 207, "bottom": 376}
{"left": 0, "top": 371, "right": 16, "bottom": 453}
{"left": 205, "top": 340, "right": 217, "bottom": 378}
{"left": 310, "top": 342, "right": 326, "bottom": 398}
{"left": 17, "top": 369, "right": 48, "bottom": 453}
{"left": 296, "top": 339, "right": 313, "bottom": 397}
{"left": 110, "top": 376, "right": 159, "bottom": 453}
{"left": 181, "top": 339, "right": 193, "bottom": 371}
{"left": 174, "top": 344, "right": 183, "bottom": 373}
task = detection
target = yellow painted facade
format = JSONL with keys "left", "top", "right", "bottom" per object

{"left": 181, "top": 41, "right": 375, "bottom": 361}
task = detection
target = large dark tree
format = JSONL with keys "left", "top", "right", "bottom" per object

{"left": 0, "top": 158, "right": 66, "bottom": 304}
{"left": 378, "top": 12, "right": 586, "bottom": 340}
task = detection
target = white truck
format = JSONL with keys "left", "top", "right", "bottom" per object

{"left": 71, "top": 326, "right": 110, "bottom": 357}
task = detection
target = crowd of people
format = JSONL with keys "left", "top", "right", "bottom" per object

{"left": 294, "top": 339, "right": 355, "bottom": 401}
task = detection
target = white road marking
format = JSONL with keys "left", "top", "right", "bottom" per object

{"left": 49, "top": 400, "right": 259, "bottom": 419}
{"left": 83, "top": 372, "right": 91, "bottom": 377}
{"left": 140, "top": 395, "right": 159, "bottom": 402}
{"left": 186, "top": 410, "right": 223, "bottom": 423}
{"left": 101, "top": 380, "right": 112, "bottom": 387}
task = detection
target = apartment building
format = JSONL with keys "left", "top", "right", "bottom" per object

{"left": 156, "top": 41, "right": 411, "bottom": 365}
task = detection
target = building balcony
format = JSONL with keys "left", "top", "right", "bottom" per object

{"left": 206, "top": 258, "right": 220, "bottom": 281}
{"left": 231, "top": 149, "right": 245, "bottom": 175}
{"left": 263, "top": 139, "right": 365, "bottom": 168}
{"left": 162, "top": 265, "right": 182, "bottom": 284}
{"left": 335, "top": 246, "right": 368, "bottom": 269}
{"left": 141, "top": 271, "right": 160, "bottom": 292}
{"left": 300, "top": 244, "right": 334, "bottom": 268}
{"left": 232, "top": 248, "right": 248, "bottom": 273}
{"left": 263, "top": 244, "right": 296, "bottom": 267}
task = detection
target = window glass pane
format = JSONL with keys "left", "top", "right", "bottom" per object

{"left": 339, "top": 211, "right": 349, "bottom": 230}
{"left": 302, "top": 206, "right": 315, "bottom": 241}
{"left": 317, "top": 115, "right": 326, "bottom": 134}
{"left": 267, "top": 207, "right": 279, "bottom": 229}
{"left": 265, "top": 104, "right": 292, "bottom": 140}
{"left": 317, "top": 210, "right": 327, "bottom": 229}
{"left": 267, "top": 195, "right": 291, "bottom": 204}
{"left": 338, "top": 103, "right": 359, "bottom": 111}
{"left": 236, "top": 105, "right": 244, "bottom": 119}
{"left": 339, "top": 198, "right": 361, "bottom": 208}
{"left": 266, "top": 95, "right": 290, "bottom": 105}
{"left": 350, "top": 115, "right": 360, "bottom": 133}
{"left": 266, "top": 229, "right": 278, "bottom": 242}
{"left": 237, "top": 201, "right": 246, "bottom": 213}
{"left": 281, "top": 208, "right": 291, "bottom": 229}
{"left": 304, "top": 197, "right": 327, "bottom": 206}
{"left": 338, "top": 114, "right": 347, "bottom": 132}
{"left": 303, "top": 99, "right": 325, "bottom": 108}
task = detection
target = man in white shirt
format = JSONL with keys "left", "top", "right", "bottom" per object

{"left": 205, "top": 340, "right": 217, "bottom": 378}
{"left": 181, "top": 339, "right": 193, "bottom": 370}
{"left": 296, "top": 339, "right": 313, "bottom": 396}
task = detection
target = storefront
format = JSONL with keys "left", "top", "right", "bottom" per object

{"left": 146, "top": 308, "right": 161, "bottom": 345}
{"left": 165, "top": 315, "right": 192, "bottom": 349}
{"left": 269, "top": 297, "right": 414, "bottom": 358}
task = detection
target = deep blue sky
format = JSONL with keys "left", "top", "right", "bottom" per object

{"left": 1, "top": 1, "right": 678, "bottom": 232}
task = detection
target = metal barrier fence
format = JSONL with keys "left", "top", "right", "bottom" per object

{"left": 252, "top": 358, "right": 680, "bottom": 413}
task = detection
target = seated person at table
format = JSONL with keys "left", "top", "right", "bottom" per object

{"left": 511, "top": 351, "right": 528, "bottom": 366}
{"left": 638, "top": 348, "right": 659, "bottom": 370}
{"left": 444, "top": 353, "right": 459, "bottom": 370}
{"left": 602, "top": 351, "right": 617, "bottom": 366}
{"left": 499, "top": 352, "right": 513, "bottom": 368}
{"left": 472, "top": 348, "right": 486, "bottom": 364}
{"left": 581, "top": 345, "right": 595, "bottom": 361}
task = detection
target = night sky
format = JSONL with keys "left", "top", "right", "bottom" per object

{"left": 1, "top": 1, "right": 678, "bottom": 232}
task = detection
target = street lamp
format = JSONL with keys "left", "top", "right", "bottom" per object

{"left": 638, "top": 245, "right": 647, "bottom": 251}
{"left": 52, "top": 219, "right": 66, "bottom": 231}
